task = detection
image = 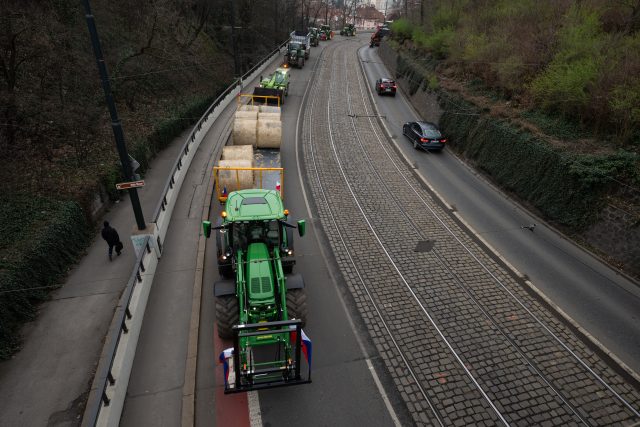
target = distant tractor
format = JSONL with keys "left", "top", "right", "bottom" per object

{"left": 320, "top": 24, "right": 333, "bottom": 40}
{"left": 290, "top": 30, "right": 311, "bottom": 59}
{"left": 309, "top": 27, "right": 319, "bottom": 46}
{"left": 340, "top": 23, "right": 356, "bottom": 36}
{"left": 285, "top": 42, "right": 305, "bottom": 68}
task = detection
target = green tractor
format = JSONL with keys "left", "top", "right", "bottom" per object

{"left": 204, "top": 171, "right": 311, "bottom": 392}
{"left": 254, "top": 67, "right": 290, "bottom": 106}
{"left": 285, "top": 42, "right": 305, "bottom": 68}
{"left": 309, "top": 27, "right": 319, "bottom": 46}
{"left": 319, "top": 24, "right": 333, "bottom": 41}
{"left": 340, "top": 23, "right": 356, "bottom": 36}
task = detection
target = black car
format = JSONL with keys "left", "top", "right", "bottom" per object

{"left": 375, "top": 78, "right": 396, "bottom": 96}
{"left": 402, "top": 121, "right": 447, "bottom": 151}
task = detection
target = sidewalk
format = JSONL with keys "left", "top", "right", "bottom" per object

{"left": 0, "top": 129, "right": 191, "bottom": 427}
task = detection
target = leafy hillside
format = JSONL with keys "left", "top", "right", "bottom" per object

{"left": 394, "top": 0, "right": 640, "bottom": 148}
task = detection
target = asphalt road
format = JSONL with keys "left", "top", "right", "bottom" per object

{"left": 359, "top": 41, "right": 640, "bottom": 376}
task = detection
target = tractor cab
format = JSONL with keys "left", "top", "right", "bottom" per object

{"left": 273, "top": 68, "right": 288, "bottom": 85}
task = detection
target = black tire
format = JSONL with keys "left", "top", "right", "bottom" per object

{"left": 286, "top": 288, "right": 308, "bottom": 327}
{"left": 216, "top": 295, "right": 239, "bottom": 339}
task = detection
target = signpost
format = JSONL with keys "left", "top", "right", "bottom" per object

{"left": 116, "top": 180, "right": 145, "bottom": 190}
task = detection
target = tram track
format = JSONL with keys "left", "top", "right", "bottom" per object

{"left": 300, "top": 36, "right": 640, "bottom": 426}
{"left": 344, "top": 45, "right": 640, "bottom": 423}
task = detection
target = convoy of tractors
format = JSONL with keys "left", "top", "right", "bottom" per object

{"left": 207, "top": 22, "right": 389, "bottom": 393}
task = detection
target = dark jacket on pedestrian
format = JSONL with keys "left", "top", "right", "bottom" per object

{"left": 101, "top": 222, "right": 120, "bottom": 246}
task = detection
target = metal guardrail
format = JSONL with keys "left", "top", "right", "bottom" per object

{"left": 82, "top": 236, "right": 151, "bottom": 425}
{"left": 82, "top": 38, "right": 290, "bottom": 427}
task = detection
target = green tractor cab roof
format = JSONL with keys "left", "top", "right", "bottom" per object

{"left": 223, "top": 190, "right": 286, "bottom": 222}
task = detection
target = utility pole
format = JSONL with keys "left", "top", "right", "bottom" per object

{"left": 82, "top": 0, "right": 146, "bottom": 231}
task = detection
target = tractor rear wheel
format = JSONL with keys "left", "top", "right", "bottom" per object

{"left": 286, "top": 288, "right": 308, "bottom": 327}
{"left": 216, "top": 295, "right": 239, "bottom": 339}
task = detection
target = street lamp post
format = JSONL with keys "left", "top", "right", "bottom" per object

{"left": 81, "top": 0, "right": 146, "bottom": 231}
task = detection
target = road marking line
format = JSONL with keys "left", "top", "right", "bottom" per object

{"left": 248, "top": 391, "right": 262, "bottom": 427}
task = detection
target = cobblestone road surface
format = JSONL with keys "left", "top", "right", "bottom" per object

{"left": 300, "top": 39, "right": 640, "bottom": 426}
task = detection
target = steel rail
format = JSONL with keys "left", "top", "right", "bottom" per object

{"left": 350, "top": 43, "right": 640, "bottom": 420}
{"left": 305, "top": 43, "right": 492, "bottom": 427}
{"left": 303, "top": 43, "right": 446, "bottom": 427}
{"left": 322, "top": 46, "right": 510, "bottom": 425}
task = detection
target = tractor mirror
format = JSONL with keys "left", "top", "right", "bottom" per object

{"left": 202, "top": 220, "right": 211, "bottom": 238}
{"left": 297, "top": 220, "right": 306, "bottom": 237}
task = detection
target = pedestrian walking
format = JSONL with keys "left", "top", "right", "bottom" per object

{"left": 101, "top": 221, "right": 123, "bottom": 261}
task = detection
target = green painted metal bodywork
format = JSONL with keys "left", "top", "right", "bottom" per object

{"left": 259, "top": 68, "right": 289, "bottom": 92}
{"left": 221, "top": 189, "right": 292, "bottom": 352}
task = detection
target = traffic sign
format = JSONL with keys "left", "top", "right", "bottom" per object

{"left": 116, "top": 180, "right": 145, "bottom": 190}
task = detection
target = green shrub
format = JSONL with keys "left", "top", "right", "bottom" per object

{"left": 521, "top": 109, "right": 590, "bottom": 141}
{"left": 423, "top": 73, "right": 439, "bottom": 91}
{"left": 528, "top": 5, "right": 605, "bottom": 116}
{"left": 391, "top": 18, "right": 413, "bottom": 42}
{"left": 0, "top": 195, "right": 90, "bottom": 359}
{"left": 529, "top": 58, "right": 600, "bottom": 115}
{"left": 432, "top": 3, "right": 463, "bottom": 30}
{"left": 413, "top": 26, "right": 454, "bottom": 59}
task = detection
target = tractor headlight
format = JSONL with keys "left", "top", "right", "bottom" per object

{"left": 287, "top": 249, "right": 293, "bottom": 256}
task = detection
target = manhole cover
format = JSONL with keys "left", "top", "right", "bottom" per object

{"left": 414, "top": 240, "right": 434, "bottom": 252}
